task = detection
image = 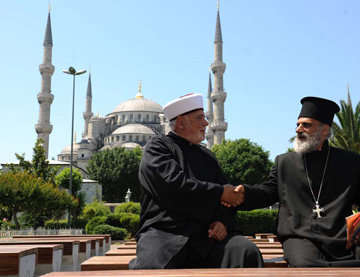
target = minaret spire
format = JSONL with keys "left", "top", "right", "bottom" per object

{"left": 35, "top": 10, "right": 55, "bottom": 158}
{"left": 210, "top": 1, "right": 227, "bottom": 145}
{"left": 83, "top": 73, "right": 93, "bottom": 138}
{"left": 206, "top": 73, "right": 214, "bottom": 148}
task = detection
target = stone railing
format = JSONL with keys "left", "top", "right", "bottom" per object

{"left": 0, "top": 227, "right": 83, "bottom": 239}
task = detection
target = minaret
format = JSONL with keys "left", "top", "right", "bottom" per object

{"left": 83, "top": 74, "right": 93, "bottom": 138}
{"left": 35, "top": 10, "right": 55, "bottom": 159}
{"left": 210, "top": 0, "right": 227, "bottom": 145}
{"left": 206, "top": 73, "right": 214, "bottom": 148}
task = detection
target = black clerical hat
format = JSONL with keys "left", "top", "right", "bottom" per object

{"left": 298, "top": 96, "right": 340, "bottom": 126}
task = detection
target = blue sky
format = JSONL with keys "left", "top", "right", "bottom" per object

{"left": 1, "top": 0, "right": 360, "bottom": 163}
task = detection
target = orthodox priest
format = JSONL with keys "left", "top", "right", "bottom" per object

{"left": 234, "top": 96, "right": 360, "bottom": 267}
{"left": 129, "top": 93, "right": 263, "bottom": 269}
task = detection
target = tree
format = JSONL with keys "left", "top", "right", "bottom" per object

{"left": 330, "top": 92, "right": 360, "bottom": 154}
{"left": 8, "top": 139, "right": 59, "bottom": 184}
{"left": 0, "top": 171, "right": 73, "bottom": 229}
{"left": 55, "top": 168, "right": 85, "bottom": 225}
{"left": 87, "top": 147, "right": 142, "bottom": 202}
{"left": 212, "top": 139, "right": 273, "bottom": 185}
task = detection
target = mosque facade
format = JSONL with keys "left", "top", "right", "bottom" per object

{"left": 36, "top": 4, "right": 227, "bottom": 174}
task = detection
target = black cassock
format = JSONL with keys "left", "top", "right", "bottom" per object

{"left": 129, "top": 132, "right": 263, "bottom": 269}
{"left": 242, "top": 141, "right": 360, "bottom": 267}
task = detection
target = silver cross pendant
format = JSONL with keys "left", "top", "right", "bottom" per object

{"left": 313, "top": 202, "right": 324, "bottom": 218}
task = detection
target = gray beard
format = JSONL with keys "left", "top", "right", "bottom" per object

{"left": 294, "top": 130, "right": 322, "bottom": 153}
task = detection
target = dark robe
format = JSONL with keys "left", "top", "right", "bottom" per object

{"left": 129, "top": 132, "right": 263, "bottom": 269}
{"left": 242, "top": 141, "right": 360, "bottom": 267}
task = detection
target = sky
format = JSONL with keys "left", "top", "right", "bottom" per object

{"left": 1, "top": 0, "right": 360, "bottom": 163}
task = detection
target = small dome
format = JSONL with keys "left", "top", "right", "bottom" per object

{"left": 60, "top": 143, "right": 80, "bottom": 154}
{"left": 121, "top": 142, "right": 142, "bottom": 149}
{"left": 112, "top": 124, "right": 155, "bottom": 135}
{"left": 111, "top": 97, "right": 163, "bottom": 114}
{"left": 100, "top": 145, "right": 112, "bottom": 151}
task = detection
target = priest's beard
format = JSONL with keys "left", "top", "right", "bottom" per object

{"left": 294, "top": 128, "right": 323, "bottom": 153}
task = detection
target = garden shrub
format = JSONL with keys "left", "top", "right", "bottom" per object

{"left": 81, "top": 201, "right": 111, "bottom": 222}
{"left": 114, "top": 202, "right": 140, "bottom": 215}
{"left": 44, "top": 219, "right": 68, "bottom": 229}
{"left": 234, "top": 209, "right": 278, "bottom": 235}
{"left": 93, "top": 224, "right": 128, "bottom": 240}
{"left": 105, "top": 212, "right": 140, "bottom": 236}
{"left": 85, "top": 216, "right": 107, "bottom": 234}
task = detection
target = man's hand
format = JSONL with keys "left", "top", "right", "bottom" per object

{"left": 221, "top": 184, "right": 245, "bottom": 207}
{"left": 208, "top": 221, "right": 227, "bottom": 241}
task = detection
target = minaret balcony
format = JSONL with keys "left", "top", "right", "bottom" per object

{"left": 211, "top": 91, "right": 227, "bottom": 102}
{"left": 39, "top": 64, "right": 55, "bottom": 74}
{"left": 37, "top": 92, "right": 54, "bottom": 104}
{"left": 35, "top": 123, "right": 53, "bottom": 134}
{"left": 211, "top": 121, "right": 228, "bottom": 132}
{"left": 211, "top": 61, "right": 226, "bottom": 74}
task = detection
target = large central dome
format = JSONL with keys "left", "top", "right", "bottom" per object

{"left": 111, "top": 96, "right": 163, "bottom": 114}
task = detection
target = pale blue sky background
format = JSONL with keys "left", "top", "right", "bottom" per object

{"left": 1, "top": 0, "right": 360, "bottom": 163}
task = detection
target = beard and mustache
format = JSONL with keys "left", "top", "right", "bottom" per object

{"left": 293, "top": 127, "right": 324, "bottom": 153}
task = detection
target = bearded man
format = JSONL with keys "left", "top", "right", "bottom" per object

{"left": 232, "top": 96, "right": 360, "bottom": 267}
{"left": 129, "top": 93, "right": 263, "bottom": 269}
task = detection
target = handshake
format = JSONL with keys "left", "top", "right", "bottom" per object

{"left": 220, "top": 184, "right": 245, "bottom": 207}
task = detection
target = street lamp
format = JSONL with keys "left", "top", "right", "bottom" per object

{"left": 63, "top": 66, "right": 86, "bottom": 226}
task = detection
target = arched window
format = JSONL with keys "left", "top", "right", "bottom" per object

{"left": 122, "top": 135, "right": 126, "bottom": 141}
{"left": 137, "top": 114, "right": 141, "bottom": 121}
{"left": 129, "top": 135, "right": 133, "bottom": 141}
{"left": 130, "top": 114, "right": 133, "bottom": 121}
{"left": 135, "top": 135, "right": 139, "bottom": 141}
{"left": 116, "top": 136, "right": 119, "bottom": 141}
{"left": 122, "top": 114, "right": 125, "bottom": 122}
{"left": 146, "top": 114, "right": 149, "bottom": 121}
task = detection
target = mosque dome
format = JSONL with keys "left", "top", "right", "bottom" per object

{"left": 111, "top": 97, "right": 163, "bottom": 114}
{"left": 112, "top": 124, "right": 155, "bottom": 135}
{"left": 60, "top": 143, "right": 80, "bottom": 154}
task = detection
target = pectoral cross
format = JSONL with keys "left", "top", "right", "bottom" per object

{"left": 313, "top": 202, "right": 324, "bottom": 218}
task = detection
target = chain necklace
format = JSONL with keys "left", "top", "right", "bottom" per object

{"left": 303, "top": 146, "right": 331, "bottom": 219}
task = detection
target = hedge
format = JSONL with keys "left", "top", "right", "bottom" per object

{"left": 234, "top": 209, "right": 278, "bottom": 235}
{"left": 93, "top": 224, "right": 128, "bottom": 240}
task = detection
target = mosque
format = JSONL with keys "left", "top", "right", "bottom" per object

{"left": 35, "top": 4, "right": 228, "bottom": 175}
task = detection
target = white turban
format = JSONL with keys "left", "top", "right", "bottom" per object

{"left": 163, "top": 93, "right": 203, "bottom": 121}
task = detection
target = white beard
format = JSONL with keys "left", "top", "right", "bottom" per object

{"left": 294, "top": 129, "right": 323, "bottom": 153}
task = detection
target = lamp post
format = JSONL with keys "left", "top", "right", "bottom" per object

{"left": 63, "top": 66, "right": 86, "bottom": 226}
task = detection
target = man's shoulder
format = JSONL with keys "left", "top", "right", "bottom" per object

{"left": 276, "top": 151, "right": 299, "bottom": 161}
{"left": 331, "top": 146, "right": 360, "bottom": 162}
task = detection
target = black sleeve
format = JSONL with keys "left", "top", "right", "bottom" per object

{"left": 139, "top": 136, "right": 224, "bottom": 221}
{"left": 241, "top": 156, "right": 279, "bottom": 210}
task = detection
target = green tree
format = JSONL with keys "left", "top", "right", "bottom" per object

{"left": 330, "top": 93, "right": 360, "bottom": 153}
{"left": 87, "top": 147, "right": 142, "bottom": 202}
{"left": 55, "top": 168, "right": 85, "bottom": 225}
{"left": 212, "top": 139, "right": 273, "bottom": 185}
{"left": 0, "top": 171, "right": 73, "bottom": 229}
{"left": 8, "top": 139, "right": 59, "bottom": 184}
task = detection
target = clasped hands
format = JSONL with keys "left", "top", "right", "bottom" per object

{"left": 220, "top": 184, "right": 245, "bottom": 207}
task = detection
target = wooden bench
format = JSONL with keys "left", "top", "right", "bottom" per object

{"left": 105, "top": 248, "right": 136, "bottom": 256}
{"left": 41, "top": 267, "right": 360, "bottom": 276}
{"left": 0, "top": 239, "right": 80, "bottom": 271}
{"left": 81, "top": 255, "right": 135, "bottom": 271}
{"left": 13, "top": 235, "right": 103, "bottom": 258}
{"left": 0, "top": 245, "right": 37, "bottom": 277}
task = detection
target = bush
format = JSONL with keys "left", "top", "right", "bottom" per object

{"left": 81, "top": 201, "right": 111, "bottom": 222}
{"left": 114, "top": 202, "right": 140, "bottom": 215}
{"left": 93, "top": 224, "right": 128, "bottom": 240}
{"left": 234, "top": 209, "right": 278, "bottom": 235}
{"left": 44, "top": 219, "right": 68, "bottom": 229}
{"left": 105, "top": 213, "right": 140, "bottom": 236}
{"left": 85, "top": 216, "right": 107, "bottom": 234}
